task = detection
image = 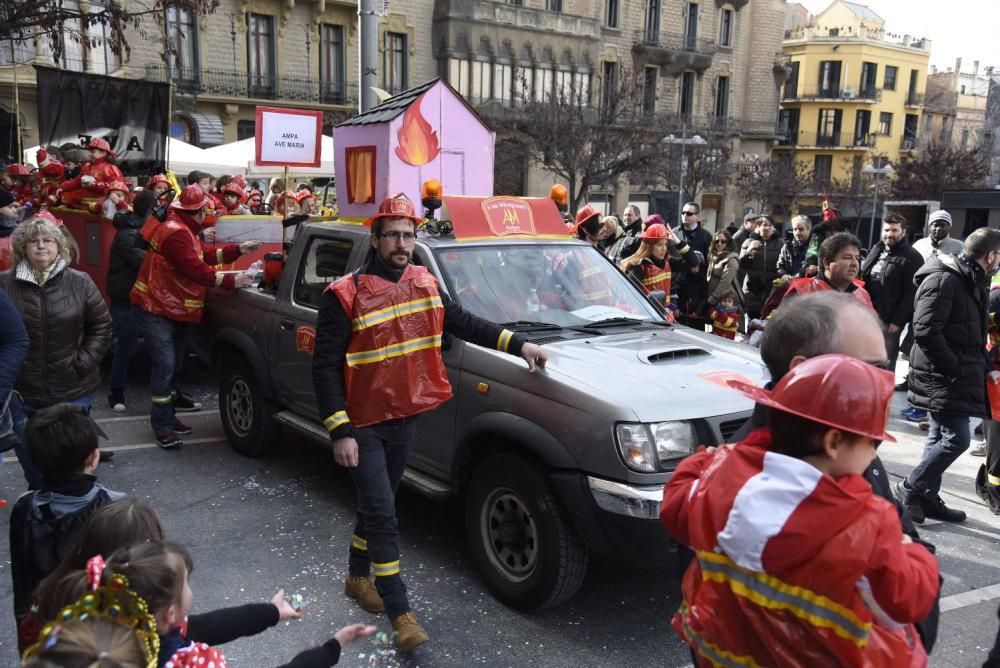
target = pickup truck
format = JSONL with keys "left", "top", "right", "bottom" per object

{"left": 197, "top": 218, "right": 764, "bottom": 611}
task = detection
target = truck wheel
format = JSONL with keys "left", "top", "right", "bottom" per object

{"left": 219, "top": 354, "right": 280, "bottom": 457}
{"left": 465, "top": 454, "right": 588, "bottom": 611}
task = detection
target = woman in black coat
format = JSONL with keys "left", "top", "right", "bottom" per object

{"left": 738, "top": 216, "right": 783, "bottom": 320}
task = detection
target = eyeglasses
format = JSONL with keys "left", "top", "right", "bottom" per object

{"left": 713, "top": 239, "right": 727, "bottom": 245}
{"left": 682, "top": 211, "right": 697, "bottom": 217}
{"left": 379, "top": 231, "right": 416, "bottom": 243}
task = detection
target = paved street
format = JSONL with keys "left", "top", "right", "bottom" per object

{"left": 0, "top": 352, "right": 999, "bottom": 667}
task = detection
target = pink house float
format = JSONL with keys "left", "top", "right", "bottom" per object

{"left": 333, "top": 78, "right": 495, "bottom": 221}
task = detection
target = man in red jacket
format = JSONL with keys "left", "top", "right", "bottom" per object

{"left": 130, "top": 185, "right": 260, "bottom": 447}
{"left": 662, "top": 354, "right": 939, "bottom": 667}
{"left": 778, "top": 231, "right": 873, "bottom": 313}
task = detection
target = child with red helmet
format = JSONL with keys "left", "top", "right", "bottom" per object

{"left": 246, "top": 189, "right": 265, "bottom": 214}
{"left": 146, "top": 174, "right": 172, "bottom": 203}
{"left": 619, "top": 216, "right": 698, "bottom": 318}
{"left": 218, "top": 182, "right": 249, "bottom": 215}
{"left": 662, "top": 355, "right": 939, "bottom": 668}
{"left": 59, "top": 137, "right": 125, "bottom": 211}
{"left": 6, "top": 164, "right": 35, "bottom": 206}
{"left": 95, "top": 181, "right": 133, "bottom": 219}
{"left": 34, "top": 149, "right": 65, "bottom": 208}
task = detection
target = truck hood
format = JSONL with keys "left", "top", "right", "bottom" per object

{"left": 542, "top": 326, "right": 765, "bottom": 421}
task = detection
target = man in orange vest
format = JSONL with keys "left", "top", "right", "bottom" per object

{"left": 781, "top": 232, "right": 874, "bottom": 310}
{"left": 130, "top": 185, "right": 260, "bottom": 448}
{"left": 312, "top": 193, "right": 547, "bottom": 653}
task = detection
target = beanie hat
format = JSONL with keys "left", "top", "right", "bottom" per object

{"left": 928, "top": 210, "right": 953, "bottom": 226}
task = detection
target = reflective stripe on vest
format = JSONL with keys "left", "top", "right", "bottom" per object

{"left": 351, "top": 295, "right": 444, "bottom": 332}
{"left": 345, "top": 334, "right": 443, "bottom": 367}
{"left": 679, "top": 603, "right": 763, "bottom": 668}
{"left": 697, "top": 550, "right": 872, "bottom": 646}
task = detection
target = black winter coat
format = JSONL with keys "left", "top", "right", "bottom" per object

{"left": 106, "top": 210, "right": 148, "bottom": 307}
{"left": 672, "top": 223, "right": 714, "bottom": 292}
{"left": 907, "top": 254, "right": 991, "bottom": 417}
{"left": 739, "top": 234, "right": 783, "bottom": 314}
{"left": 0, "top": 265, "right": 112, "bottom": 406}
{"left": 860, "top": 239, "right": 925, "bottom": 328}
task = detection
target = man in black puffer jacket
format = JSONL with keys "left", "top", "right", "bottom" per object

{"left": 896, "top": 227, "right": 1000, "bottom": 524}
{"left": 105, "top": 189, "right": 155, "bottom": 412}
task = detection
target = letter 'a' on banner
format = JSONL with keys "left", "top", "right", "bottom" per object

{"left": 254, "top": 106, "right": 323, "bottom": 168}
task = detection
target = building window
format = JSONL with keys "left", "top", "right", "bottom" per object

{"left": 494, "top": 62, "right": 513, "bottom": 105}
{"left": 320, "top": 24, "right": 346, "bottom": 103}
{"left": 573, "top": 70, "right": 590, "bottom": 106}
{"left": 684, "top": 2, "right": 699, "bottom": 50}
{"left": 961, "top": 128, "right": 970, "bottom": 149}
{"left": 449, "top": 58, "right": 470, "bottom": 96}
{"left": 515, "top": 65, "right": 533, "bottom": 103}
{"left": 601, "top": 61, "right": 619, "bottom": 109}
{"left": 903, "top": 113, "right": 918, "bottom": 147}
{"left": 0, "top": 36, "right": 35, "bottom": 65}
{"left": 506, "top": 0, "right": 523, "bottom": 4}
{"left": 719, "top": 7, "right": 733, "bottom": 47}
{"left": 907, "top": 69, "right": 919, "bottom": 104}
{"left": 878, "top": 112, "right": 893, "bottom": 135}
{"left": 606, "top": 0, "right": 619, "bottom": 28}
{"left": 346, "top": 146, "right": 376, "bottom": 204}
{"left": 166, "top": 7, "right": 198, "bottom": 81}
{"left": 642, "top": 67, "right": 657, "bottom": 114}
{"left": 814, "top": 155, "right": 833, "bottom": 187}
{"left": 171, "top": 116, "right": 195, "bottom": 143}
{"left": 534, "top": 67, "right": 553, "bottom": 102}
{"left": 859, "top": 61, "right": 877, "bottom": 97}
{"left": 679, "top": 71, "right": 695, "bottom": 117}
{"left": 784, "top": 61, "right": 799, "bottom": 99}
{"left": 88, "top": 0, "right": 121, "bottom": 74}
{"left": 883, "top": 65, "right": 897, "bottom": 91}
{"left": 714, "top": 75, "right": 729, "bottom": 119}
{"left": 555, "top": 69, "right": 573, "bottom": 101}
{"left": 247, "top": 13, "right": 276, "bottom": 97}
{"left": 383, "top": 32, "right": 407, "bottom": 94}
{"left": 49, "top": 0, "right": 84, "bottom": 71}
{"left": 237, "top": 120, "right": 256, "bottom": 141}
{"left": 854, "top": 109, "right": 871, "bottom": 145}
{"left": 817, "top": 108, "right": 842, "bottom": 146}
{"left": 818, "top": 60, "right": 841, "bottom": 97}
{"left": 645, "top": 0, "right": 661, "bottom": 43}
{"left": 472, "top": 60, "right": 491, "bottom": 102}
{"left": 546, "top": 0, "right": 563, "bottom": 11}
{"left": 778, "top": 108, "right": 799, "bottom": 144}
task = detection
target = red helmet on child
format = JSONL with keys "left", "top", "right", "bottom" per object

{"left": 87, "top": 137, "right": 116, "bottom": 157}
{"left": 221, "top": 181, "right": 246, "bottom": 200}
{"left": 727, "top": 354, "right": 896, "bottom": 442}
{"left": 6, "top": 164, "right": 30, "bottom": 177}
{"left": 170, "top": 184, "right": 213, "bottom": 211}
{"left": 147, "top": 174, "right": 170, "bottom": 189}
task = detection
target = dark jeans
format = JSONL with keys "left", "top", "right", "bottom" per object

{"left": 11, "top": 393, "right": 93, "bottom": 490}
{"left": 906, "top": 412, "right": 971, "bottom": 497}
{"left": 133, "top": 308, "right": 186, "bottom": 436}
{"left": 884, "top": 325, "right": 902, "bottom": 373}
{"left": 109, "top": 305, "right": 139, "bottom": 391}
{"left": 346, "top": 417, "right": 418, "bottom": 620}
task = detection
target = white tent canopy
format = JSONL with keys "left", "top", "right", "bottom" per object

{"left": 202, "top": 135, "right": 335, "bottom": 178}
{"left": 22, "top": 138, "right": 242, "bottom": 176}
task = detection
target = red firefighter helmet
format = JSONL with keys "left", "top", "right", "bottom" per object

{"left": 87, "top": 137, "right": 116, "bottom": 157}
{"left": 247, "top": 189, "right": 263, "bottom": 204}
{"left": 571, "top": 204, "right": 601, "bottom": 233}
{"left": 221, "top": 181, "right": 246, "bottom": 200}
{"left": 170, "top": 184, "right": 212, "bottom": 211}
{"left": 106, "top": 180, "right": 130, "bottom": 195}
{"left": 294, "top": 189, "right": 316, "bottom": 203}
{"left": 40, "top": 160, "right": 65, "bottom": 178}
{"left": 147, "top": 174, "right": 170, "bottom": 189}
{"left": 6, "top": 164, "right": 30, "bottom": 177}
{"left": 639, "top": 223, "right": 669, "bottom": 240}
{"left": 727, "top": 354, "right": 896, "bottom": 442}
{"left": 363, "top": 192, "right": 422, "bottom": 228}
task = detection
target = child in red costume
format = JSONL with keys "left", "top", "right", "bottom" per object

{"left": 34, "top": 149, "right": 65, "bottom": 208}
{"left": 708, "top": 292, "right": 740, "bottom": 340}
{"left": 662, "top": 354, "right": 939, "bottom": 668}
{"left": 6, "top": 164, "right": 34, "bottom": 206}
{"left": 146, "top": 174, "right": 172, "bottom": 204}
{"left": 218, "top": 182, "right": 249, "bottom": 215}
{"left": 59, "top": 138, "right": 125, "bottom": 210}
{"left": 95, "top": 180, "right": 133, "bottom": 219}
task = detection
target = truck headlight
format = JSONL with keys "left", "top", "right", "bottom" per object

{"left": 616, "top": 422, "right": 697, "bottom": 472}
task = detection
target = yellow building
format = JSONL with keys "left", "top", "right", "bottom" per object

{"left": 777, "top": 1, "right": 930, "bottom": 190}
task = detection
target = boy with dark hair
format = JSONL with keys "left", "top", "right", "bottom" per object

{"left": 8, "top": 404, "right": 124, "bottom": 628}
{"left": 662, "top": 354, "right": 939, "bottom": 667}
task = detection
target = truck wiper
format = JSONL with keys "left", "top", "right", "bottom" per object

{"left": 499, "top": 320, "right": 564, "bottom": 331}
{"left": 576, "top": 317, "right": 666, "bottom": 329}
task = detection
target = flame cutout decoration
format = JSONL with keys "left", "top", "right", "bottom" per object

{"left": 395, "top": 94, "right": 440, "bottom": 166}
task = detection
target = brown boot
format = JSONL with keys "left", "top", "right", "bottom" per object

{"left": 392, "top": 612, "right": 429, "bottom": 652}
{"left": 344, "top": 575, "right": 385, "bottom": 613}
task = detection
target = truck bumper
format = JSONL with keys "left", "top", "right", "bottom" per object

{"left": 550, "top": 472, "right": 675, "bottom": 566}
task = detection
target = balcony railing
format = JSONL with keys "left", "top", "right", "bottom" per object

{"left": 774, "top": 131, "right": 876, "bottom": 150}
{"left": 145, "top": 65, "right": 358, "bottom": 106}
{"left": 905, "top": 92, "right": 924, "bottom": 107}
{"left": 784, "top": 85, "right": 881, "bottom": 102}
{"left": 900, "top": 136, "right": 918, "bottom": 150}
{"left": 635, "top": 29, "right": 718, "bottom": 55}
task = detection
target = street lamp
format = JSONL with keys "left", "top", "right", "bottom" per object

{"left": 861, "top": 159, "right": 895, "bottom": 249}
{"left": 661, "top": 123, "right": 707, "bottom": 226}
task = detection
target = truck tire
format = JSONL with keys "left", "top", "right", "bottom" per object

{"left": 219, "top": 354, "right": 280, "bottom": 457}
{"left": 465, "top": 454, "right": 588, "bottom": 611}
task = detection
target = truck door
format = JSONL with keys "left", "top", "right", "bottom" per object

{"left": 270, "top": 231, "right": 363, "bottom": 416}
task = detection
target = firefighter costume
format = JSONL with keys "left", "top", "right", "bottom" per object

{"left": 783, "top": 275, "right": 874, "bottom": 310}
{"left": 6, "top": 164, "right": 34, "bottom": 206}
{"left": 34, "top": 150, "right": 65, "bottom": 208}
{"left": 661, "top": 355, "right": 938, "bottom": 668}
{"left": 709, "top": 304, "right": 740, "bottom": 340}
{"left": 58, "top": 138, "right": 125, "bottom": 210}
{"left": 312, "top": 193, "right": 546, "bottom": 652}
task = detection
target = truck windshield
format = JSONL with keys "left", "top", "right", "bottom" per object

{"left": 435, "top": 244, "right": 662, "bottom": 326}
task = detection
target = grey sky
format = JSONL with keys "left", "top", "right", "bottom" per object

{"left": 796, "top": 0, "right": 1000, "bottom": 72}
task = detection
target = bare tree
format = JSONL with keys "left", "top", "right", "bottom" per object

{"left": 1, "top": 0, "right": 219, "bottom": 63}
{"left": 736, "top": 156, "right": 814, "bottom": 218}
{"left": 653, "top": 130, "right": 735, "bottom": 203}
{"left": 495, "top": 68, "right": 660, "bottom": 209}
{"left": 891, "top": 141, "right": 990, "bottom": 200}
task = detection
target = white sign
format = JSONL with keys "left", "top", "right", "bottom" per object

{"left": 254, "top": 106, "right": 323, "bottom": 167}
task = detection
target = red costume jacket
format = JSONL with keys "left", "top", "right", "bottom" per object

{"left": 59, "top": 158, "right": 125, "bottom": 209}
{"left": 130, "top": 210, "right": 241, "bottom": 322}
{"left": 709, "top": 305, "right": 739, "bottom": 340}
{"left": 783, "top": 275, "right": 874, "bottom": 310}
{"left": 661, "top": 429, "right": 938, "bottom": 668}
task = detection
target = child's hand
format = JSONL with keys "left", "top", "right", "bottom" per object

{"left": 901, "top": 534, "right": 913, "bottom": 544}
{"left": 271, "top": 589, "right": 303, "bottom": 620}
{"left": 333, "top": 623, "right": 377, "bottom": 647}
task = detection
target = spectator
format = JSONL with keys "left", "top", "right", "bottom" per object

{"left": 186, "top": 170, "right": 212, "bottom": 192}
{"left": 781, "top": 232, "right": 873, "bottom": 309}
{"left": 708, "top": 292, "right": 740, "bottom": 340}
{"left": 731, "top": 211, "right": 758, "bottom": 248}
{"left": 0, "top": 217, "right": 113, "bottom": 489}
{"left": 600, "top": 215, "right": 623, "bottom": 254}
{"left": 776, "top": 215, "right": 811, "bottom": 282}
{"left": 672, "top": 202, "right": 713, "bottom": 322}
{"left": 975, "top": 286, "right": 1000, "bottom": 513}
{"left": 912, "top": 210, "right": 963, "bottom": 259}
{"left": 706, "top": 231, "right": 739, "bottom": 310}
{"left": 860, "top": 212, "right": 924, "bottom": 372}
{"left": 572, "top": 204, "right": 610, "bottom": 249}
{"left": 130, "top": 185, "right": 259, "bottom": 448}
{"left": 738, "top": 215, "right": 782, "bottom": 321}
{"left": 22, "top": 618, "right": 150, "bottom": 668}
{"left": 266, "top": 177, "right": 286, "bottom": 209}
{"left": 661, "top": 354, "right": 939, "bottom": 667}
{"left": 613, "top": 204, "right": 645, "bottom": 264}
{"left": 0, "top": 286, "right": 28, "bottom": 466}
{"left": 896, "top": 227, "right": 1000, "bottom": 523}
{"left": 8, "top": 404, "right": 124, "bottom": 634}
{"left": 106, "top": 190, "right": 156, "bottom": 412}
{"left": 618, "top": 220, "right": 696, "bottom": 310}
{"left": 0, "top": 186, "right": 24, "bottom": 270}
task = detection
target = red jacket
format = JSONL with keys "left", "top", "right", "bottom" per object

{"left": 709, "top": 305, "right": 739, "bottom": 339}
{"left": 59, "top": 158, "right": 125, "bottom": 208}
{"left": 635, "top": 259, "right": 671, "bottom": 296}
{"left": 661, "top": 429, "right": 938, "bottom": 668}
{"left": 783, "top": 275, "right": 874, "bottom": 310}
{"left": 130, "top": 210, "right": 241, "bottom": 322}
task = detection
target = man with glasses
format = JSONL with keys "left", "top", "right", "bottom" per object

{"left": 672, "top": 202, "right": 713, "bottom": 324}
{"left": 312, "top": 193, "right": 547, "bottom": 653}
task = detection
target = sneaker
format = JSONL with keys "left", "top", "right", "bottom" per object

{"left": 921, "top": 494, "right": 967, "bottom": 523}
{"left": 918, "top": 420, "right": 930, "bottom": 432}
{"left": 108, "top": 390, "right": 127, "bottom": 412}
{"left": 173, "top": 392, "right": 203, "bottom": 413}
{"left": 971, "top": 441, "right": 988, "bottom": 457}
{"left": 901, "top": 407, "right": 927, "bottom": 422}
{"left": 392, "top": 612, "right": 429, "bottom": 652}
{"left": 98, "top": 450, "right": 115, "bottom": 462}
{"left": 155, "top": 432, "right": 183, "bottom": 449}
{"left": 894, "top": 480, "right": 925, "bottom": 524}
{"left": 976, "top": 422, "right": 985, "bottom": 436}
{"left": 173, "top": 419, "right": 193, "bottom": 436}
{"left": 344, "top": 575, "right": 385, "bottom": 613}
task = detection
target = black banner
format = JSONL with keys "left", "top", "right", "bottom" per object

{"left": 34, "top": 66, "right": 170, "bottom": 176}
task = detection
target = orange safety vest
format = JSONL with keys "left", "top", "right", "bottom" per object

{"left": 785, "top": 276, "right": 874, "bottom": 310}
{"left": 578, "top": 256, "right": 614, "bottom": 306}
{"left": 330, "top": 264, "right": 453, "bottom": 429}
{"left": 130, "top": 215, "right": 208, "bottom": 322}
{"left": 638, "top": 260, "right": 671, "bottom": 296}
